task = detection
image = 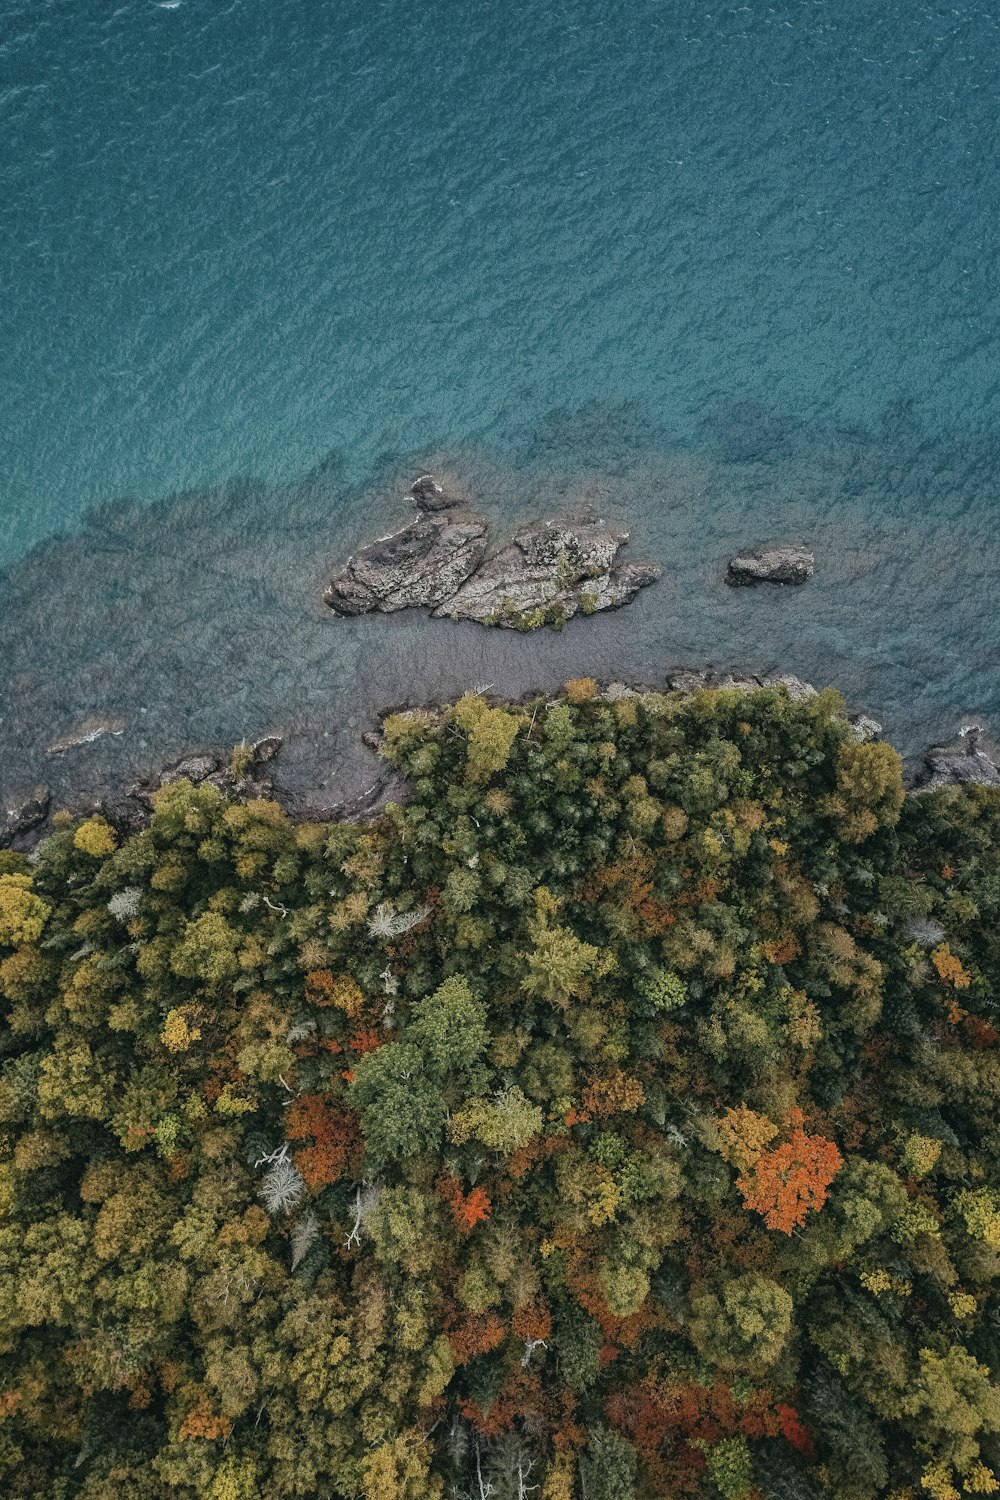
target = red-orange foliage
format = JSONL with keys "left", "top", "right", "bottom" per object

{"left": 286, "top": 1093, "right": 361, "bottom": 1189}
{"left": 0, "top": 1390, "right": 22, "bottom": 1419}
{"left": 674, "top": 876, "right": 722, "bottom": 909}
{"left": 305, "top": 969, "right": 365, "bottom": 1014}
{"left": 347, "top": 1027, "right": 382, "bottom": 1054}
{"left": 580, "top": 856, "right": 679, "bottom": 935}
{"left": 962, "top": 1014, "right": 998, "bottom": 1048}
{"left": 606, "top": 1377, "right": 804, "bottom": 1456}
{"left": 438, "top": 1174, "right": 491, "bottom": 1233}
{"left": 582, "top": 1069, "right": 645, "bottom": 1118}
{"left": 736, "top": 1113, "right": 843, "bottom": 1233}
{"left": 459, "top": 1396, "right": 516, "bottom": 1438}
{"left": 448, "top": 1312, "right": 506, "bottom": 1364}
{"left": 567, "top": 1260, "right": 653, "bottom": 1350}
{"left": 507, "top": 1136, "right": 544, "bottom": 1179}
{"left": 177, "top": 1401, "right": 232, "bottom": 1441}
{"left": 761, "top": 933, "right": 800, "bottom": 965}
{"left": 511, "top": 1301, "right": 552, "bottom": 1341}
{"left": 776, "top": 1403, "right": 816, "bottom": 1459}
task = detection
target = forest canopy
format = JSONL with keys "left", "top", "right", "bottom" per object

{"left": 3, "top": 680, "right": 1000, "bottom": 1500}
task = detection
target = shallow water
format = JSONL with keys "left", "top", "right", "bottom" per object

{"left": 3, "top": 407, "right": 1000, "bottom": 814}
{"left": 2, "top": 1, "right": 999, "bottom": 811}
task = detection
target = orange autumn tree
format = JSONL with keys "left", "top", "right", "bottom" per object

{"left": 286, "top": 1092, "right": 361, "bottom": 1189}
{"left": 438, "top": 1173, "right": 492, "bottom": 1233}
{"left": 735, "top": 1111, "right": 843, "bottom": 1234}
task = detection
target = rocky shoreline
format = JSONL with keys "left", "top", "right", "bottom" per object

{"left": 5, "top": 669, "right": 996, "bottom": 854}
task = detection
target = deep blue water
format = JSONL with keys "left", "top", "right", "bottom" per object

{"left": 2, "top": 0, "right": 999, "bottom": 811}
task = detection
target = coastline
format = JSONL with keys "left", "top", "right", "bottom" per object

{"left": 5, "top": 667, "right": 995, "bottom": 854}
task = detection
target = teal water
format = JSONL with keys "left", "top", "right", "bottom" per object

{"left": 2, "top": 0, "right": 999, "bottom": 811}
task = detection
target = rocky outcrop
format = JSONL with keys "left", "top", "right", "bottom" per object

{"left": 910, "top": 724, "right": 1000, "bottom": 793}
{"left": 665, "top": 668, "right": 818, "bottom": 701}
{"left": 325, "top": 504, "right": 659, "bottom": 630}
{"left": 727, "top": 545, "right": 814, "bottom": 587}
{"left": 409, "top": 473, "right": 463, "bottom": 511}
{"left": 850, "top": 714, "right": 883, "bottom": 743}
{"left": 325, "top": 515, "right": 489, "bottom": 615}
{"left": 158, "top": 753, "right": 221, "bottom": 787}
{"left": 433, "top": 515, "right": 660, "bottom": 628}
{"left": 97, "top": 737, "right": 291, "bottom": 840}
{"left": 1, "top": 786, "right": 51, "bottom": 849}
{"left": 664, "top": 668, "right": 885, "bottom": 740}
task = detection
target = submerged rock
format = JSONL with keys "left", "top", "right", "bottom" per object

{"left": 433, "top": 514, "right": 660, "bottom": 628}
{"left": 727, "top": 544, "right": 814, "bottom": 587}
{"left": 910, "top": 723, "right": 1000, "bottom": 793}
{"left": 409, "top": 474, "right": 463, "bottom": 512}
{"left": 325, "top": 515, "right": 490, "bottom": 615}
{"left": 47, "top": 716, "right": 129, "bottom": 756}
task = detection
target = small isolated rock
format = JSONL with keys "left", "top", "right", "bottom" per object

{"left": 726, "top": 545, "right": 814, "bottom": 587}
{"left": 1, "top": 786, "right": 51, "bottom": 848}
{"left": 325, "top": 515, "right": 489, "bottom": 615}
{"left": 433, "top": 514, "right": 660, "bottom": 628}
{"left": 250, "top": 735, "right": 284, "bottom": 767}
{"left": 911, "top": 723, "right": 1000, "bottom": 793}
{"left": 410, "top": 474, "right": 463, "bottom": 512}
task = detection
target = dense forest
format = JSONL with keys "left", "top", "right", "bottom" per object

{"left": 3, "top": 680, "right": 1000, "bottom": 1500}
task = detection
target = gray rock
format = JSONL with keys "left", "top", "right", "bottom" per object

{"left": 410, "top": 473, "right": 463, "bottom": 512}
{"left": 433, "top": 514, "right": 660, "bottom": 627}
{"left": 1, "top": 786, "right": 51, "bottom": 848}
{"left": 325, "top": 515, "right": 489, "bottom": 615}
{"left": 159, "top": 753, "right": 221, "bottom": 786}
{"left": 849, "top": 713, "right": 883, "bottom": 742}
{"left": 250, "top": 735, "right": 284, "bottom": 766}
{"left": 665, "top": 669, "right": 711, "bottom": 693}
{"left": 911, "top": 723, "right": 1000, "bottom": 793}
{"left": 756, "top": 671, "right": 818, "bottom": 701}
{"left": 726, "top": 544, "right": 814, "bottom": 586}
{"left": 664, "top": 668, "right": 817, "bottom": 701}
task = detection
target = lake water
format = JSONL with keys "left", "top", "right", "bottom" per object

{"left": 2, "top": 0, "right": 999, "bottom": 814}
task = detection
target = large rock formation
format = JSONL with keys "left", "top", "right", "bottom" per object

{"left": 727, "top": 545, "right": 814, "bottom": 586}
{"left": 433, "top": 515, "right": 660, "bottom": 628}
{"left": 324, "top": 514, "right": 489, "bottom": 615}
{"left": 910, "top": 724, "right": 1000, "bottom": 793}
{"left": 324, "top": 489, "right": 660, "bottom": 630}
